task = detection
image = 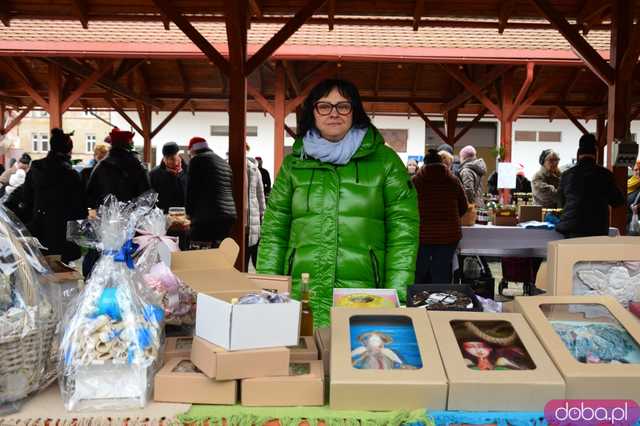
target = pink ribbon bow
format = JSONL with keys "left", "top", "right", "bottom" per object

{"left": 134, "top": 229, "right": 179, "bottom": 254}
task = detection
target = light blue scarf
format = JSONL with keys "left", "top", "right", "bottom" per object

{"left": 302, "top": 127, "right": 367, "bottom": 165}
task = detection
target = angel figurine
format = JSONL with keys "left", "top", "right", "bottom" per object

{"left": 351, "top": 332, "right": 403, "bottom": 370}
{"left": 576, "top": 265, "right": 640, "bottom": 307}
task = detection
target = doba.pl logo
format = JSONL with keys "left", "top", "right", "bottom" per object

{"left": 545, "top": 400, "right": 640, "bottom": 425}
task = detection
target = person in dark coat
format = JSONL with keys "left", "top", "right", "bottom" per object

{"left": 186, "top": 137, "right": 236, "bottom": 247}
{"left": 487, "top": 163, "right": 532, "bottom": 195}
{"left": 80, "top": 143, "right": 109, "bottom": 189}
{"left": 17, "top": 128, "right": 87, "bottom": 262}
{"left": 150, "top": 142, "right": 188, "bottom": 213}
{"left": 413, "top": 149, "right": 468, "bottom": 284}
{"left": 255, "top": 156, "right": 271, "bottom": 198}
{"left": 86, "top": 128, "right": 150, "bottom": 208}
{"left": 557, "top": 134, "right": 625, "bottom": 238}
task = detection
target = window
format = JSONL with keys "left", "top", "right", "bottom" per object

{"left": 538, "top": 131, "right": 562, "bottom": 142}
{"left": 210, "top": 125, "right": 258, "bottom": 137}
{"left": 32, "top": 110, "right": 49, "bottom": 118}
{"left": 83, "top": 110, "right": 94, "bottom": 118}
{"left": 514, "top": 131, "right": 537, "bottom": 142}
{"left": 31, "top": 132, "right": 48, "bottom": 152}
{"left": 86, "top": 134, "right": 96, "bottom": 153}
{"left": 515, "top": 130, "right": 562, "bottom": 143}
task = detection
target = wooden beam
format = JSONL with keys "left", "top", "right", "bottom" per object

{"left": 498, "top": 0, "right": 516, "bottom": 34}
{"left": 558, "top": 105, "right": 589, "bottom": 134}
{"left": 176, "top": 60, "right": 190, "bottom": 93}
{"left": 286, "top": 63, "right": 337, "bottom": 114}
{"left": 113, "top": 59, "right": 144, "bottom": 81}
{"left": 282, "top": 61, "right": 301, "bottom": 96}
{"left": 274, "top": 62, "right": 286, "bottom": 174}
{"left": 137, "top": 102, "right": 152, "bottom": 163}
{"left": 62, "top": 60, "right": 114, "bottom": 112}
{"left": 152, "top": 0, "right": 230, "bottom": 76}
{"left": 510, "top": 74, "right": 564, "bottom": 121}
{"left": 284, "top": 125, "right": 296, "bottom": 138}
{"left": 0, "top": 2, "right": 10, "bottom": 27}
{"left": 445, "top": 108, "right": 458, "bottom": 143}
{"left": 247, "top": 83, "right": 275, "bottom": 116}
{"left": 0, "top": 58, "right": 49, "bottom": 110}
{"left": 413, "top": 0, "right": 425, "bottom": 31}
{"left": 249, "top": 0, "right": 263, "bottom": 17}
{"left": 454, "top": 109, "right": 487, "bottom": 144}
{"left": 151, "top": 98, "right": 189, "bottom": 138}
{"left": 410, "top": 102, "right": 448, "bottom": 144}
{"left": 441, "top": 64, "right": 502, "bottom": 119}
{"left": 529, "top": 0, "right": 614, "bottom": 85}
{"left": 0, "top": 103, "right": 4, "bottom": 130}
{"left": 245, "top": 0, "right": 327, "bottom": 75}
{"left": 104, "top": 96, "right": 143, "bottom": 134}
{"left": 512, "top": 62, "right": 535, "bottom": 108}
{"left": 578, "top": 0, "right": 610, "bottom": 33}
{"left": 620, "top": 21, "right": 640, "bottom": 78}
{"left": 327, "top": 0, "right": 336, "bottom": 31}
{"left": 48, "top": 63, "right": 62, "bottom": 129}
{"left": 0, "top": 102, "right": 34, "bottom": 135}
{"left": 71, "top": 0, "right": 89, "bottom": 29}
{"left": 442, "top": 65, "right": 510, "bottom": 113}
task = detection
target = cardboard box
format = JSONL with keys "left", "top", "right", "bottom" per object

{"left": 515, "top": 295, "right": 640, "bottom": 399}
{"left": 172, "top": 239, "right": 301, "bottom": 351}
{"left": 314, "top": 327, "right": 331, "bottom": 376}
{"left": 241, "top": 361, "right": 324, "bottom": 406}
{"left": 154, "top": 357, "right": 237, "bottom": 404}
{"left": 246, "top": 273, "right": 291, "bottom": 295}
{"left": 163, "top": 336, "right": 193, "bottom": 361}
{"left": 546, "top": 236, "right": 640, "bottom": 304}
{"left": 333, "top": 288, "right": 400, "bottom": 308}
{"left": 493, "top": 215, "right": 518, "bottom": 226}
{"left": 429, "top": 311, "right": 565, "bottom": 411}
{"left": 518, "top": 205, "right": 543, "bottom": 223}
{"left": 190, "top": 336, "right": 290, "bottom": 380}
{"left": 330, "top": 308, "right": 447, "bottom": 411}
{"left": 291, "top": 336, "right": 318, "bottom": 362}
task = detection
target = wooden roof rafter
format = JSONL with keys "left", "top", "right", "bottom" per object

{"left": 413, "top": 0, "right": 425, "bottom": 31}
{"left": 499, "top": 0, "right": 516, "bottom": 34}
{"left": 71, "top": 0, "right": 88, "bottom": 29}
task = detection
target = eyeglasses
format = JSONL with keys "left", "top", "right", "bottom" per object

{"left": 314, "top": 101, "right": 353, "bottom": 116}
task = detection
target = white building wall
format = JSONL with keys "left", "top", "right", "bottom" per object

{"left": 112, "top": 112, "right": 638, "bottom": 180}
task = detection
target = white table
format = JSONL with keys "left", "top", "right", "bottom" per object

{"left": 458, "top": 225, "right": 619, "bottom": 258}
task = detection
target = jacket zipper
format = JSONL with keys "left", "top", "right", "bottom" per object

{"left": 369, "top": 248, "right": 380, "bottom": 288}
{"left": 287, "top": 248, "right": 296, "bottom": 276}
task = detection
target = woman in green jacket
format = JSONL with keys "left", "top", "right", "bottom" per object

{"left": 257, "top": 79, "right": 419, "bottom": 327}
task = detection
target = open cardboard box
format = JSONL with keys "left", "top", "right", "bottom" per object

{"left": 330, "top": 308, "right": 447, "bottom": 411}
{"left": 246, "top": 273, "right": 291, "bottom": 295}
{"left": 241, "top": 361, "right": 324, "bottom": 406}
{"left": 314, "top": 327, "right": 331, "bottom": 377}
{"left": 163, "top": 336, "right": 193, "bottom": 362}
{"left": 190, "top": 336, "right": 289, "bottom": 381}
{"left": 515, "top": 295, "right": 640, "bottom": 399}
{"left": 291, "top": 336, "right": 319, "bottom": 362}
{"left": 154, "top": 357, "right": 237, "bottom": 405}
{"left": 171, "top": 239, "right": 300, "bottom": 351}
{"left": 545, "top": 236, "right": 640, "bottom": 301}
{"left": 429, "top": 311, "right": 565, "bottom": 411}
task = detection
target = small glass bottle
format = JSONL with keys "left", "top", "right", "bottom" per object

{"left": 300, "top": 273, "right": 314, "bottom": 336}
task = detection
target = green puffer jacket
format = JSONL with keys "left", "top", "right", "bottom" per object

{"left": 256, "top": 126, "right": 419, "bottom": 327}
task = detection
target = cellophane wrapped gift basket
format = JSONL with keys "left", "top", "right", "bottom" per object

{"left": 0, "top": 205, "right": 58, "bottom": 411}
{"left": 134, "top": 206, "right": 196, "bottom": 326}
{"left": 60, "top": 194, "right": 165, "bottom": 411}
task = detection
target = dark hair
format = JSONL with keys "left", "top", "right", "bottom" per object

{"left": 425, "top": 149, "right": 442, "bottom": 165}
{"left": 50, "top": 128, "right": 73, "bottom": 154}
{"left": 19, "top": 153, "right": 32, "bottom": 164}
{"left": 296, "top": 79, "right": 371, "bottom": 138}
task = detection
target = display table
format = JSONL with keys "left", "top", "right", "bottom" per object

{"left": 1, "top": 383, "right": 190, "bottom": 426}
{"left": 459, "top": 225, "right": 619, "bottom": 258}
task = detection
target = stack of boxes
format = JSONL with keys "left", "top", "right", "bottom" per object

{"left": 153, "top": 239, "right": 324, "bottom": 406}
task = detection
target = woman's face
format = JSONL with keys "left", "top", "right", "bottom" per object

{"left": 407, "top": 160, "right": 418, "bottom": 175}
{"left": 313, "top": 87, "right": 353, "bottom": 142}
{"left": 634, "top": 164, "right": 640, "bottom": 178}
{"left": 544, "top": 154, "right": 560, "bottom": 172}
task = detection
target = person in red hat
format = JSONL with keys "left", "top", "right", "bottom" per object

{"left": 186, "top": 136, "right": 236, "bottom": 247}
{"left": 6, "top": 128, "right": 87, "bottom": 262}
{"left": 86, "top": 127, "right": 150, "bottom": 208}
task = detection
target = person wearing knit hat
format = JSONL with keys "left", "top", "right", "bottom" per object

{"left": 532, "top": 149, "right": 561, "bottom": 208}
{"left": 5, "top": 127, "right": 86, "bottom": 263}
{"left": 185, "top": 136, "right": 237, "bottom": 247}
{"left": 149, "top": 141, "right": 188, "bottom": 213}
{"left": 458, "top": 145, "right": 487, "bottom": 207}
{"left": 412, "top": 148, "right": 468, "bottom": 284}
{"left": 86, "top": 127, "right": 150, "bottom": 208}
{"left": 437, "top": 143, "right": 461, "bottom": 175}
{"left": 556, "top": 133, "right": 625, "bottom": 238}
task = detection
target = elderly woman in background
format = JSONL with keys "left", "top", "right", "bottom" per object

{"left": 458, "top": 145, "right": 487, "bottom": 207}
{"left": 257, "top": 79, "right": 419, "bottom": 327}
{"left": 439, "top": 150, "right": 454, "bottom": 170}
{"left": 532, "top": 149, "right": 561, "bottom": 208}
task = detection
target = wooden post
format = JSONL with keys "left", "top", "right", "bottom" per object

{"left": 596, "top": 116, "right": 606, "bottom": 166}
{"left": 48, "top": 63, "right": 62, "bottom": 130}
{"left": 445, "top": 108, "right": 458, "bottom": 146}
{"left": 274, "top": 61, "right": 286, "bottom": 176}
{"left": 138, "top": 105, "right": 152, "bottom": 165}
{"left": 0, "top": 103, "right": 5, "bottom": 166}
{"left": 607, "top": 0, "right": 634, "bottom": 234}
{"left": 501, "top": 69, "right": 514, "bottom": 162}
{"left": 226, "top": 0, "right": 248, "bottom": 271}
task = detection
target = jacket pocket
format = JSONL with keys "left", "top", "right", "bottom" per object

{"left": 369, "top": 248, "right": 381, "bottom": 288}
{"left": 286, "top": 247, "right": 297, "bottom": 276}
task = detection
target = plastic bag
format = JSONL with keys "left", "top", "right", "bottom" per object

{"left": 0, "top": 204, "right": 58, "bottom": 405}
{"left": 133, "top": 205, "right": 196, "bottom": 326}
{"left": 60, "top": 194, "right": 164, "bottom": 411}
{"left": 629, "top": 212, "right": 640, "bottom": 236}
